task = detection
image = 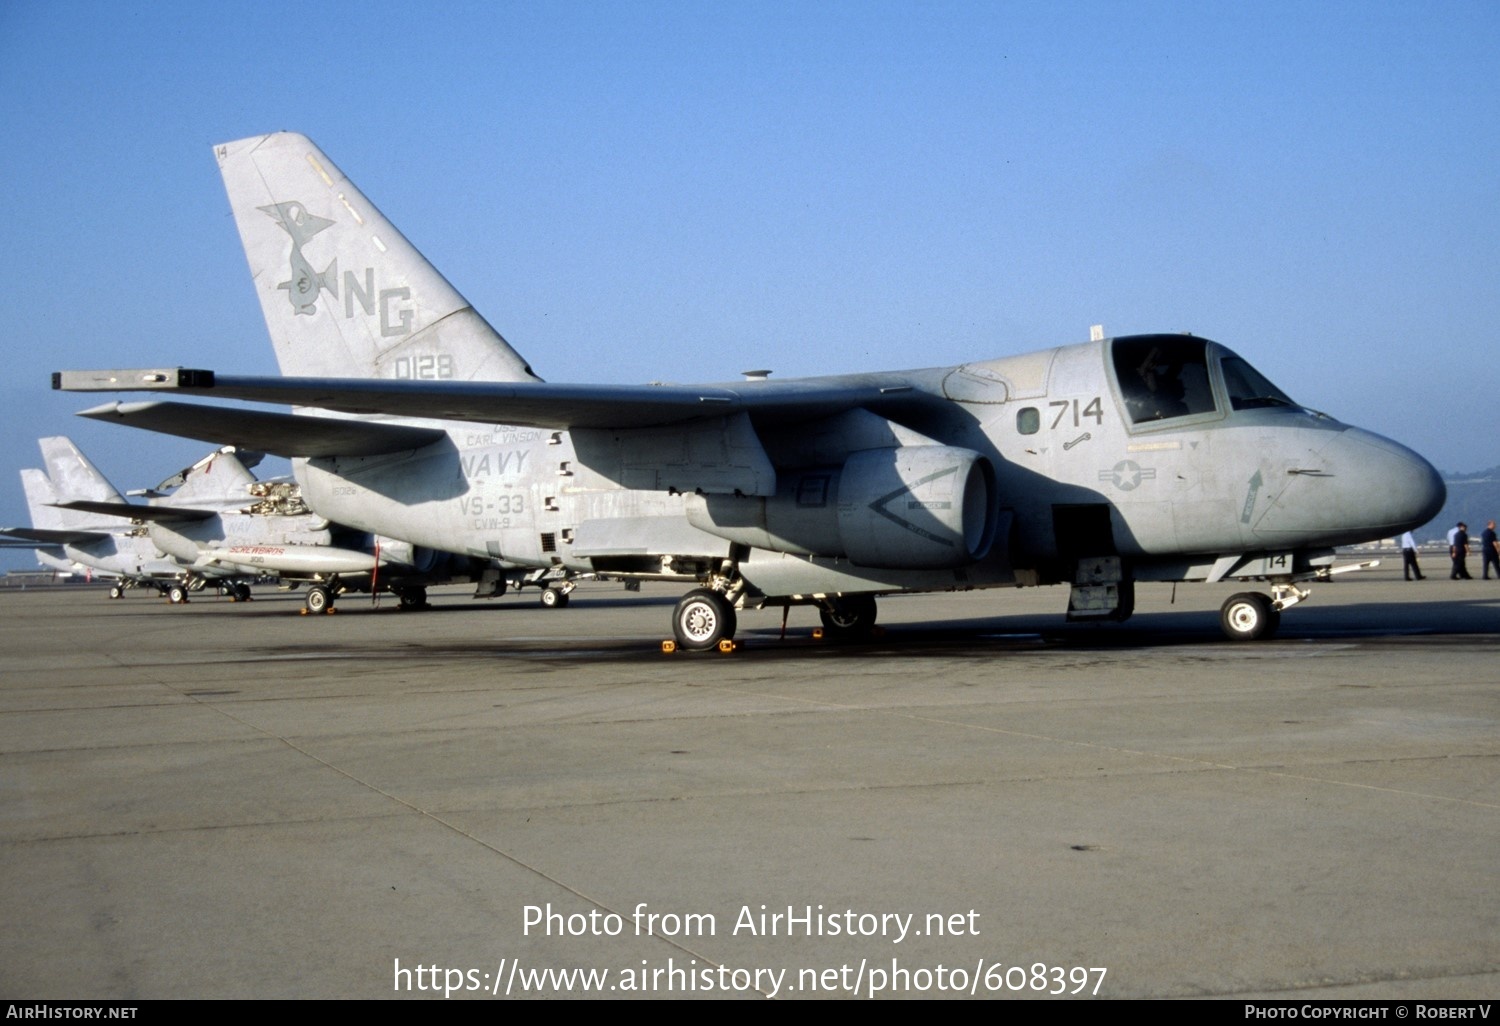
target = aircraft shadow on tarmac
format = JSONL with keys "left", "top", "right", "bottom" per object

{"left": 116, "top": 588, "right": 1498, "bottom": 666}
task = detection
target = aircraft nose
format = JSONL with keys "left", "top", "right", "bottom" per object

{"left": 1250, "top": 427, "right": 1445, "bottom": 544}
{"left": 1323, "top": 428, "right": 1446, "bottom": 535}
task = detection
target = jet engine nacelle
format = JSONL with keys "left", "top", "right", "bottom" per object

{"left": 687, "top": 446, "right": 997, "bottom": 570}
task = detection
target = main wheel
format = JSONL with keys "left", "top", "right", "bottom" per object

{"left": 818, "top": 593, "right": 878, "bottom": 640}
{"left": 108, "top": 585, "right": 123, "bottom": 600}
{"left": 397, "top": 587, "right": 428, "bottom": 611}
{"left": 167, "top": 584, "right": 188, "bottom": 605}
{"left": 672, "top": 589, "right": 737, "bottom": 652}
{"left": 1220, "top": 592, "right": 1279, "bottom": 641}
{"left": 540, "top": 586, "right": 570, "bottom": 609}
{"left": 305, "top": 586, "right": 333, "bottom": 615}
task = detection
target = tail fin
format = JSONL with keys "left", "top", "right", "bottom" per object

{"left": 214, "top": 132, "right": 540, "bottom": 384}
{"left": 20, "top": 468, "right": 63, "bottom": 531}
{"left": 38, "top": 437, "right": 130, "bottom": 530}
{"left": 14, "top": 471, "right": 76, "bottom": 570}
{"left": 162, "top": 448, "right": 258, "bottom": 505}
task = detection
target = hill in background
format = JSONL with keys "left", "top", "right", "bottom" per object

{"left": 1421, "top": 467, "right": 1500, "bottom": 542}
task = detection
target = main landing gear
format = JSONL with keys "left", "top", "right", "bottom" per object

{"left": 670, "top": 589, "right": 737, "bottom": 652}
{"left": 160, "top": 578, "right": 213, "bottom": 605}
{"left": 303, "top": 585, "right": 336, "bottom": 615}
{"left": 661, "top": 571, "right": 882, "bottom": 653}
{"left": 395, "top": 586, "right": 428, "bottom": 611}
{"left": 298, "top": 580, "right": 438, "bottom": 615}
{"left": 816, "top": 593, "right": 878, "bottom": 641}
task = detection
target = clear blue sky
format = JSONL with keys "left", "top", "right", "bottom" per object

{"left": 1, "top": 0, "right": 1495, "bottom": 568}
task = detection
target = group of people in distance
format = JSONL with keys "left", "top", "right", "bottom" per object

{"left": 1400, "top": 521, "right": 1500, "bottom": 581}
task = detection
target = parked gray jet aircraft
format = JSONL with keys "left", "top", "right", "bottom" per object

{"left": 58, "top": 132, "right": 1446, "bottom": 649}
{"left": 3, "top": 470, "right": 168, "bottom": 591}
{"left": 16, "top": 436, "right": 517, "bottom": 612}
{"left": 1, "top": 438, "right": 232, "bottom": 599}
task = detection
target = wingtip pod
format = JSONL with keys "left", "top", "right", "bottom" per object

{"left": 53, "top": 368, "right": 214, "bottom": 391}
{"left": 214, "top": 132, "right": 539, "bottom": 385}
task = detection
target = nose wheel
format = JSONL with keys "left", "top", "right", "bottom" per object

{"left": 1220, "top": 592, "right": 1281, "bottom": 641}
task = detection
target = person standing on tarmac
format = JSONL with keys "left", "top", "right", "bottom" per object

{"left": 1400, "top": 531, "right": 1425, "bottom": 581}
{"left": 1449, "top": 522, "right": 1472, "bottom": 580}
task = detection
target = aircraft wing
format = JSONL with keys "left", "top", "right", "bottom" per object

{"left": 55, "top": 369, "right": 935, "bottom": 430}
{"left": 74, "top": 400, "right": 449, "bottom": 457}
{"left": 49, "top": 499, "right": 219, "bottom": 523}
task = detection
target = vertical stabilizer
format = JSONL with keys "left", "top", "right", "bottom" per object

{"left": 14, "top": 474, "right": 74, "bottom": 572}
{"left": 168, "top": 449, "right": 258, "bottom": 505}
{"left": 215, "top": 132, "right": 540, "bottom": 384}
{"left": 20, "top": 468, "right": 63, "bottom": 531}
{"left": 38, "top": 437, "right": 128, "bottom": 518}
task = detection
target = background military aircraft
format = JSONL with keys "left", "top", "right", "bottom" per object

{"left": 0, "top": 437, "right": 235, "bottom": 600}
{"left": 76, "top": 441, "right": 519, "bottom": 614}
{"left": 6, "top": 435, "right": 532, "bottom": 612}
{"left": 59, "top": 133, "right": 1446, "bottom": 648}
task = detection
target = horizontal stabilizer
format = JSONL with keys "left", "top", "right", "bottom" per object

{"left": 0, "top": 526, "right": 113, "bottom": 544}
{"left": 51, "top": 500, "right": 218, "bottom": 523}
{"left": 75, "top": 401, "right": 448, "bottom": 457}
{"left": 0, "top": 541, "right": 67, "bottom": 553}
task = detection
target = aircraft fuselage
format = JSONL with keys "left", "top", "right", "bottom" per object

{"left": 295, "top": 334, "right": 1444, "bottom": 608}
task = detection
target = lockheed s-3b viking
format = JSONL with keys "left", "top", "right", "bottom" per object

{"left": 57, "top": 133, "right": 1445, "bottom": 649}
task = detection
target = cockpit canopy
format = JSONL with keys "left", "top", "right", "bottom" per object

{"left": 1110, "top": 334, "right": 1303, "bottom": 426}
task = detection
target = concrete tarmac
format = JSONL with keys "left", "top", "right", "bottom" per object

{"left": 1, "top": 568, "right": 1496, "bottom": 1000}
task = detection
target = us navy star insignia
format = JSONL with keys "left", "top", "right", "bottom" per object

{"left": 1099, "top": 460, "right": 1156, "bottom": 491}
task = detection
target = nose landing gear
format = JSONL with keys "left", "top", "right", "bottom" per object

{"left": 1216, "top": 559, "right": 1376, "bottom": 641}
